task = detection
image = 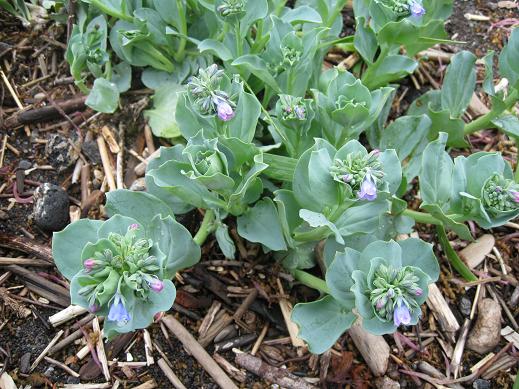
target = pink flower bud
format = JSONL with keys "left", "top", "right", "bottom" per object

{"left": 129, "top": 223, "right": 139, "bottom": 230}
{"left": 149, "top": 278, "right": 164, "bottom": 293}
{"left": 154, "top": 311, "right": 165, "bottom": 322}
{"left": 414, "top": 287, "right": 423, "bottom": 297}
{"left": 84, "top": 258, "right": 96, "bottom": 272}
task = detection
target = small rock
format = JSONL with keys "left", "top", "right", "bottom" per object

{"left": 20, "top": 352, "right": 31, "bottom": 374}
{"left": 214, "top": 325, "right": 237, "bottom": 343}
{"left": 45, "top": 133, "right": 79, "bottom": 173}
{"left": 82, "top": 139, "right": 102, "bottom": 165}
{"left": 66, "top": 376, "right": 81, "bottom": 384}
{"left": 459, "top": 297, "right": 472, "bottom": 317}
{"left": 33, "top": 183, "right": 70, "bottom": 232}
{"left": 467, "top": 298, "right": 502, "bottom": 354}
{"left": 473, "top": 379, "right": 491, "bottom": 389}
{"left": 129, "top": 177, "right": 146, "bottom": 191}
{"left": 375, "top": 376, "right": 400, "bottom": 389}
{"left": 43, "top": 366, "right": 54, "bottom": 377}
{"left": 459, "top": 235, "right": 495, "bottom": 269}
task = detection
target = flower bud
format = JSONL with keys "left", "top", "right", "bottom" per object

{"left": 149, "top": 278, "right": 164, "bottom": 293}
{"left": 393, "top": 299, "right": 411, "bottom": 326}
{"left": 84, "top": 258, "right": 97, "bottom": 272}
{"left": 358, "top": 175, "right": 377, "bottom": 201}
{"left": 129, "top": 223, "right": 139, "bottom": 230}
{"left": 409, "top": 0, "right": 426, "bottom": 17}
{"left": 214, "top": 96, "right": 235, "bottom": 121}
{"left": 89, "top": 304, "right": 99, "bottom": 313}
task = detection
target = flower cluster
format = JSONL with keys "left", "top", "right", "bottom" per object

{"left": 77, "top": 224, "right": 165, "bottom": 326}
{"left": 216, "top": 0, "right": 245, "bottom": 18}
{"left": 482, "top": 174, "right": 519, "bottom": 214}
{"left": 279, "top": 95, "right": 306, "bottom": 121}
{"left": 369, "top": 264, "right": 423, "bottom": 326}
{"left": 330, "top": 149, "right": 384, "bottom": 201}
{"left": 386, "top": 0, "right": 426, "bottom": 17}
{"left": 188, "top": 65, "right": 236, "bottom": 121}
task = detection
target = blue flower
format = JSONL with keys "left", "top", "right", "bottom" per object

{"left": 409, "top": 0, "right": 425, "bottom": 17}
{"left": 213, "top": 96, "right": 235, "bottom": 121}
{"left": 357, "top": 175, "right": 377, "bottom": 201}
{"left": 393, "top": 299, "right": 411, "bottom": 326}
{"left": 108, "top": 294, "right": 131, "bottom": 325}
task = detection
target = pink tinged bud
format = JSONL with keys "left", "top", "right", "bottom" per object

{"left": 154, "top": 311, "right": 164, "bottom": 322}
{"left": 342, "top": 174, "right": 352, "bottom": 183}
{"left": 89, "top": 304, "right": 99, "bottom": 313}
{"left": 376, "top": 299, "right": 385, "bottom": 310}
{"left": 358, "top": 176, "right": 377, "bottom": 201}
{"left": 215, "top": 99, "right": 235, "bottom": 121}
{"left": 149, "top": 278, "right": 164, "bottom": 293}
{"left": 393, "top": 300, "right": 411, "bottom": 327}
{"left": 84, "top": 258, "right": 96, "bottom": 272}
{"left": 129, "top": 223, "right": 139, "bottom": 230}
{"left": 510, "top": 190, "right": 519, "bottom": 203}
{"left": 415, "top": 287, "right": 423, "bottom": 297}
{"left": 372, "top": 149, "right": 380, "bottom": 157}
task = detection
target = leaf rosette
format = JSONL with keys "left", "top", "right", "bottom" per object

{"left": 52, "top": 192, "right": 200, "bottom": 338}
{"left": 291, "top": 238, "right": 439, "bottom": 354}
{"left": 313, "top": 68, "right": 393, "bottom": 144}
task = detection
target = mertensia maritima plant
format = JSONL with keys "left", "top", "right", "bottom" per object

{"left": 44, "top": 0, "right": 519, "bottom": 353}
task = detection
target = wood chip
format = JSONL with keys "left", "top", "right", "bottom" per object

{"left": 0, "top": 372, "right": 17, "bottom": 389}
{"left": 93, "top": 318, "right": 110, "bottom": 381}
{"left": 497, "top": 1, "right": 518, "bottom": 9}
{"left": 157, "top": 358, "right": 187, "bottom": 389}
{"left": 49, "top": 305, "right": 88, "bottom": 327}
{"left": 501, "top": 326, "right": 519, "bottom": 348}
{"left": 426, "top": 283, "right": 460, "bottom": 339}
{"left": 101, "top": 126, "right": 120, "bottom": 154}
{"left": 348, "top": 321, "right": 389, "bottom": 376}
{"left": 464, "top": 13, "right": 491, "bottom": 21}
{"left": 459, "top": 234, "right": 495, "bottom": 269}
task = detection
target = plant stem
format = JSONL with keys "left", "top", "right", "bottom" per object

{"left": 464, "top": 89, "right": 519, "bottom": 135}
{"left": 193, "top": 209, "right": 216, "bottom": 246}
{"left": 175, "top": 0, "right": 188, "bottom": 62}
{"left": 325, "top": 0, "right": 348, "bottom": 29}
{"left": 402, "top": 209, "right": 442, "bottom": 225}
{"left": 436, "top": 225, "right": 477, "bottom": 282}
{"left": 235, "top": 23, "right": 242, "bottom": 57}
{"left": 293, "top": 269, "right": 330, "bottom": 295}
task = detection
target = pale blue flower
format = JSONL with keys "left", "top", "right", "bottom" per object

{"left": 409, "top": 0, "right": 425, "bottom": 17}
{"left": 108, "top": 294, "right": 131, "bottom": 325}
{"left": 358, "top": 175, "right": 377, "bottom": 201}
{"left": 213, "top": 96, "right": 235, "bottom": 121}
{"left": 393, "top": 299, "right": 411, "bottom": 326}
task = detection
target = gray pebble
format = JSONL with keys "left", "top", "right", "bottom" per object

{"left": 473, "top": 379, "right": 491, "bottom": 389}
{"left": 66, "top": 376, "right": 81, "bottom": 384}
{"left": 459, "top": 296, "right": 472, "bottom": 317}
{"left": 20, "top": 352, "right": 31, "bottom": 374}
{"left": 33, "top": 183, "right": 70, "bottom": 232}
{"left": 45, "top": 133, "right": 79, "bottom": 173}
{"left": 82, "top": 140, "right": 102, "bottom": 165}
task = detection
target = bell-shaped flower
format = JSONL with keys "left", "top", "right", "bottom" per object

{"left": 357, "top": 175, "right": 378, "bottom": 201}
{"left": 108, "top": 294, "right": 131, "bottom": 326}
{"left": 393, "top": 298, "right": 411, "bottom": 326}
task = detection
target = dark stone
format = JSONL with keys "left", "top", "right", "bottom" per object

{"left": 82, "top": 140, "right": 102, "bottom": 165}
{"left": 33, "top": 183, "right": 70, "bottom": 232}
{"left": 20, "top": 352, "right": 31, "bottom": 374}
{"left": 473, "top": 379, "right": 491, "bottom": 389}
{"left": 45, "top": 133, "right": 79, "bottom": 173}
{"left": 66, "top": 376, "right": 81, "bottom": 384}
{"left": 459, "top": 296, "right": 472, "bottom": 317}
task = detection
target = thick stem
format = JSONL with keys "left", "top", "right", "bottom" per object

{"left": 235, "top": 23, "right": 243, "bottom": 57}
{"left": 175, "top": 0, "right": 188, "bottom": 62}
{"left": 293, "top": 269, "right": 330, "bottom": 295}
{"left": 193, "top": 209, "right": 216, "bottom": 246}
{"left": 464, "top": 89, "right": 519, "bottom": 135}
{"left": 402, "top": 209, "right": 442, "bottom": 225}
{"left": 436, "top": 225, "right": 477, "bottom": 282}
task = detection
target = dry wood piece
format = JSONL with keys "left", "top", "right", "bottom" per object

{"left": 0, "top": 233, "right": 52, "bottom": 262}
{"left": 161, "top": 315, "right": 238, "bottom": 389}
{"left": 348, "top": 321, "right": 390, "bottom": 376}
{"left": 451, "top": 318, "right": 471, "bottom": 378}
{"left": 44, "top": 356, "right": 80, "bottom": 377}
{"left": 144, "top": 124, "right": 156, "bottom": 154}
{"left": 131, "top": 380, "right": 157, "bottom": 389}
{"left": 49, "top": 305, "right": 88, "bottom": 327}
{"left": 143, "top": 329, "right": 154, "bottom": 366}
{"left": 63, "top": 384, "right": 111, "bottom": 389}
{"left": 134, "top": 149, "right": 160, "bottom": 176}
{"left": 501, "top": 326, "right": 519, "bottom": 348}
{"left": 213, "top": 354, "right": 246, "bottom": 383}
{"left": 157, "top": 358, "right": 187, "bottom": 389}
{"left": 235, "top": 352, "right": 317, "bottom": 389}
{"left": 426, "top": 283, "right": 460, "bottom": 339}
{"left": 29, "top": 330, "right": 64, "bottom": 372}
{"left": 101, "top": 125, "right": 120, "bottom": 154}
{"left": 459, "top": 234, "right": 495, "bottom": 269}
{"left": 93, "top": 318, "right": 111, "bottom": 381}
{"left": 1, "top": 96, "right": 87, "bottom": 129}
{"left": 198, "top": 300, "right": 221, "bottom": 337}
{"left": 277, "top": 279, "right": 305, "bottom": 348}
{"left": 49, "top": 315, "right": 99, "bottom": 355}
{"left": 0, "top": 373, "right": 17, "bottom": 389}
{"left": 198, "top": 289, "right": 258, "bottom": 347}
{"left": 6, "top": 265, "right": 70, "bottom": 306}
{"left": 0, "top": 257, "right": 52, "bottom": 267}
{"left": 97, "top": 136, "right": 117, "bottom": 192}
